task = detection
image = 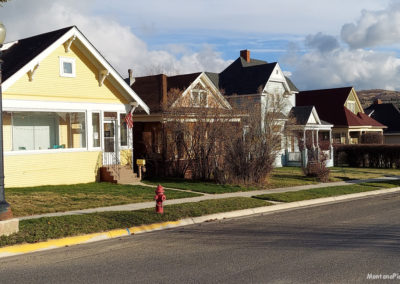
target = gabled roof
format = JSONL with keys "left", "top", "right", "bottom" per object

{"left": 289, "top": 106, "right": 332, "bottom": 126}
{"left": 168, "top": 72, "right": 202, "bottom": 92}
{"left": 2, "top": 27, "right": 73, "bottom": 82}
{"left": 131, "top": 72, "right": 231, "bottom": 113}
{"left": 289, "top": 106, "right": 314, "bottom": 125}
{"left": 1, "top": 26, "right": 149, "bottom": 114}
{"left": 365, "top": 103, "right": 400, "bottom": 133}
{"left": 204, "top": 72, "right": 219, "bottom": 90}
{"left": 129, "top": 72, "right": 202, "bottom": 113}
{"left": 297, "top": 87, "right": 385, "bottom": 128}
{"left": 218, "top": 57, "right": 277, "bottom": 95}
{"left": 285, "top": 76, "right": 299, "bottom": 92}
{"left": 297, "top": 87, "right": 353, "bottom": 109}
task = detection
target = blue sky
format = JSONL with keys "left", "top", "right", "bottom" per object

{"left": 1, "top": 0, "right": 400, "bottom": 90}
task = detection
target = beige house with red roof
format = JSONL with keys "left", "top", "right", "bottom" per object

{"left": 297, "top": 87, "right": 386, "bottom": 144}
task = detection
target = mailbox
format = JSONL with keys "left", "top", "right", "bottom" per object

{"left": 136, "top": 159, "right": 146, "bottom": 166}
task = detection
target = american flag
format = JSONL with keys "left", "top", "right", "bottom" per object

{"left": 125, "top": 112, "right": 133, "bottom": 129}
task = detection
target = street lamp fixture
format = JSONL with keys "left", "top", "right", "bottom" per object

{"left": 0, "top": 21, "right": 12, "bottom": 221}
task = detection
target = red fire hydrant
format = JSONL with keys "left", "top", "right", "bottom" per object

{"left": 155, "top": 184, "right": 166, "bottom": 214}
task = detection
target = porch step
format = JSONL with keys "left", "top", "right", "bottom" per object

{"left": 100, "top": 165, "right": 141, "bottom": 185}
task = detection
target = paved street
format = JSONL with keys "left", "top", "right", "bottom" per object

{"left": 1, "top": 193, "right": 400, "bottom": 283}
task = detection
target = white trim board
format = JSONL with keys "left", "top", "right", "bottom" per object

{"left": 3, "top": 99, "right": 133, "bottom": 112}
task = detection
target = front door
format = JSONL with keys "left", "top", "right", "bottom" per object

{"left": 103, "top": 119, "right": 119, "bottom": 165}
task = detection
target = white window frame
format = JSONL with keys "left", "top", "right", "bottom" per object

{"left": 89, "top": 111, "right": 101, "bottom": 150}
{"left": 118, "top": 112, "right": 129, "bottom": 149}
{"left": 347, "top": 101, "right": 356, "bottom": 113}
{"left": 59, "top": 56, "right": 76, "bottom": 78}
{"left": 191, "top": 90, "right": 208, "bottom": 107}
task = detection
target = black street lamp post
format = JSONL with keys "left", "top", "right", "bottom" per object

{"left": 0, "top": 22, "right": 12, "bottom": 221}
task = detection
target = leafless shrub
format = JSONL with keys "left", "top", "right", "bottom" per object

{"left": 302, "top": 152, "right": 330, "bottom": 182}
{"left": 360, "top": 132, "right": 384, "bottom": 144}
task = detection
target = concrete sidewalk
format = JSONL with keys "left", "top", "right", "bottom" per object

{"left": 19, "top": 176, "right": 400, "bottom": 221}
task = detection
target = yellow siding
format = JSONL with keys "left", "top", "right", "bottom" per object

{"left": 4, "top": 151, "right": 102, "bottom": 187}
{"left": 4, "top": 44, "right": 128, "bottom": 104}
{"left": 120, "top": 149, "right": 132, "bottom": 166}
{"left": 345, "top": 91, "right": 363, "bottom": 114}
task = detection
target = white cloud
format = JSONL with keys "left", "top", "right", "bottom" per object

{"left": 341, "top": 1, "right": 400, "bottom": 48}
{"left": 0, "top": 0, "right": 231, "bottom": 77}
{"left": 288, "top": 47, "right": 400, "bottom": 91}
{"left": 285, "top": 1, "right": 400, "bottom": 91}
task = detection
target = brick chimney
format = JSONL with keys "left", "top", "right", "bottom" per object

{"left": 374, "top": 99, "right": 382, "bottom": 104}
{"left": 160, "top": 74, "right": 168, "bottom": 107}
{"left": 240, "top": 49, "right": 250, "bottom": 62}
{"left": 128, "top": 69, "right": 135, "bottom": 85}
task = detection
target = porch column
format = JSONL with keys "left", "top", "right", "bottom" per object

{"left": 316, "top": 129, "right": 320, "bottom": 149}
{"left": 329, "top": 129, "right": 333, "bottom": 159}
{"left": 302, "top": 129, "right": 307, "bottom": 167}
{"left": 311, "top": 130, "right": 315, "bottom": 150}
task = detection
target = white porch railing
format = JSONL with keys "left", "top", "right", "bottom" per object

{"left": 103, "top": 152, "right": 120, "bottom": 179}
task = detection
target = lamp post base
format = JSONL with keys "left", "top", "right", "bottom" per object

{"left": 0, "top": 218, "right": 19, "bottom": 236}
{"left": 0, "top": 202, "right": 12, "bottom": 221}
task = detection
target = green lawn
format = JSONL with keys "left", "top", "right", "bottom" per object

{"left": 329, "top": 167, "right": 400, "bottom": 181}
{"left": 254, "top": 180, "right": 400, "bottom": 203}
{"left": 142, "top": 177, "right": 257, "bottom": 194}
{"left": 0, "top": 197, "right": 271, "bottom": 247}
{"left": 7, "top": 183, "right": 201, "bottom": 217}
{"left": 144, "top": 167, "right": 400, "bottom": 194}
{"left": 265, "top": 167, "right": 318, "bottom": 188}
{"left": 7, "top": 167, "right": 400, "bottom": 217}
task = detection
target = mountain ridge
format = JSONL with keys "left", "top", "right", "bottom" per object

{"left": 356, "top": 89, "right": 400, "bottom": 109}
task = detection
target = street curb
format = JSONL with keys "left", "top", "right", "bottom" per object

{"left": 1, "top": 186, "right": 400, "bottom": 259}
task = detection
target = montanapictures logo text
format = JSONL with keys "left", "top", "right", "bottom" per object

{"left": 367, "top": 273, "right": 400, "bottom": 280}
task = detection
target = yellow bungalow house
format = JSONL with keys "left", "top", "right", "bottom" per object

{"left": 1, "top": 26, "right": 149, "bottom": 187}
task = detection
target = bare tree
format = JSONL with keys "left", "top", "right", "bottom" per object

{"left": 149, "top": 84, "right": 291, "bottom": 186}
{"left": 161, "top": 86, "right": 234, "bottom": 180}
{"left": 223, "top": 90, "right": 289, "bottom": 185}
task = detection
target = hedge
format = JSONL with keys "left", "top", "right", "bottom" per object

{"left": 334, "top": 144, "right": 400, "bottom": 168}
